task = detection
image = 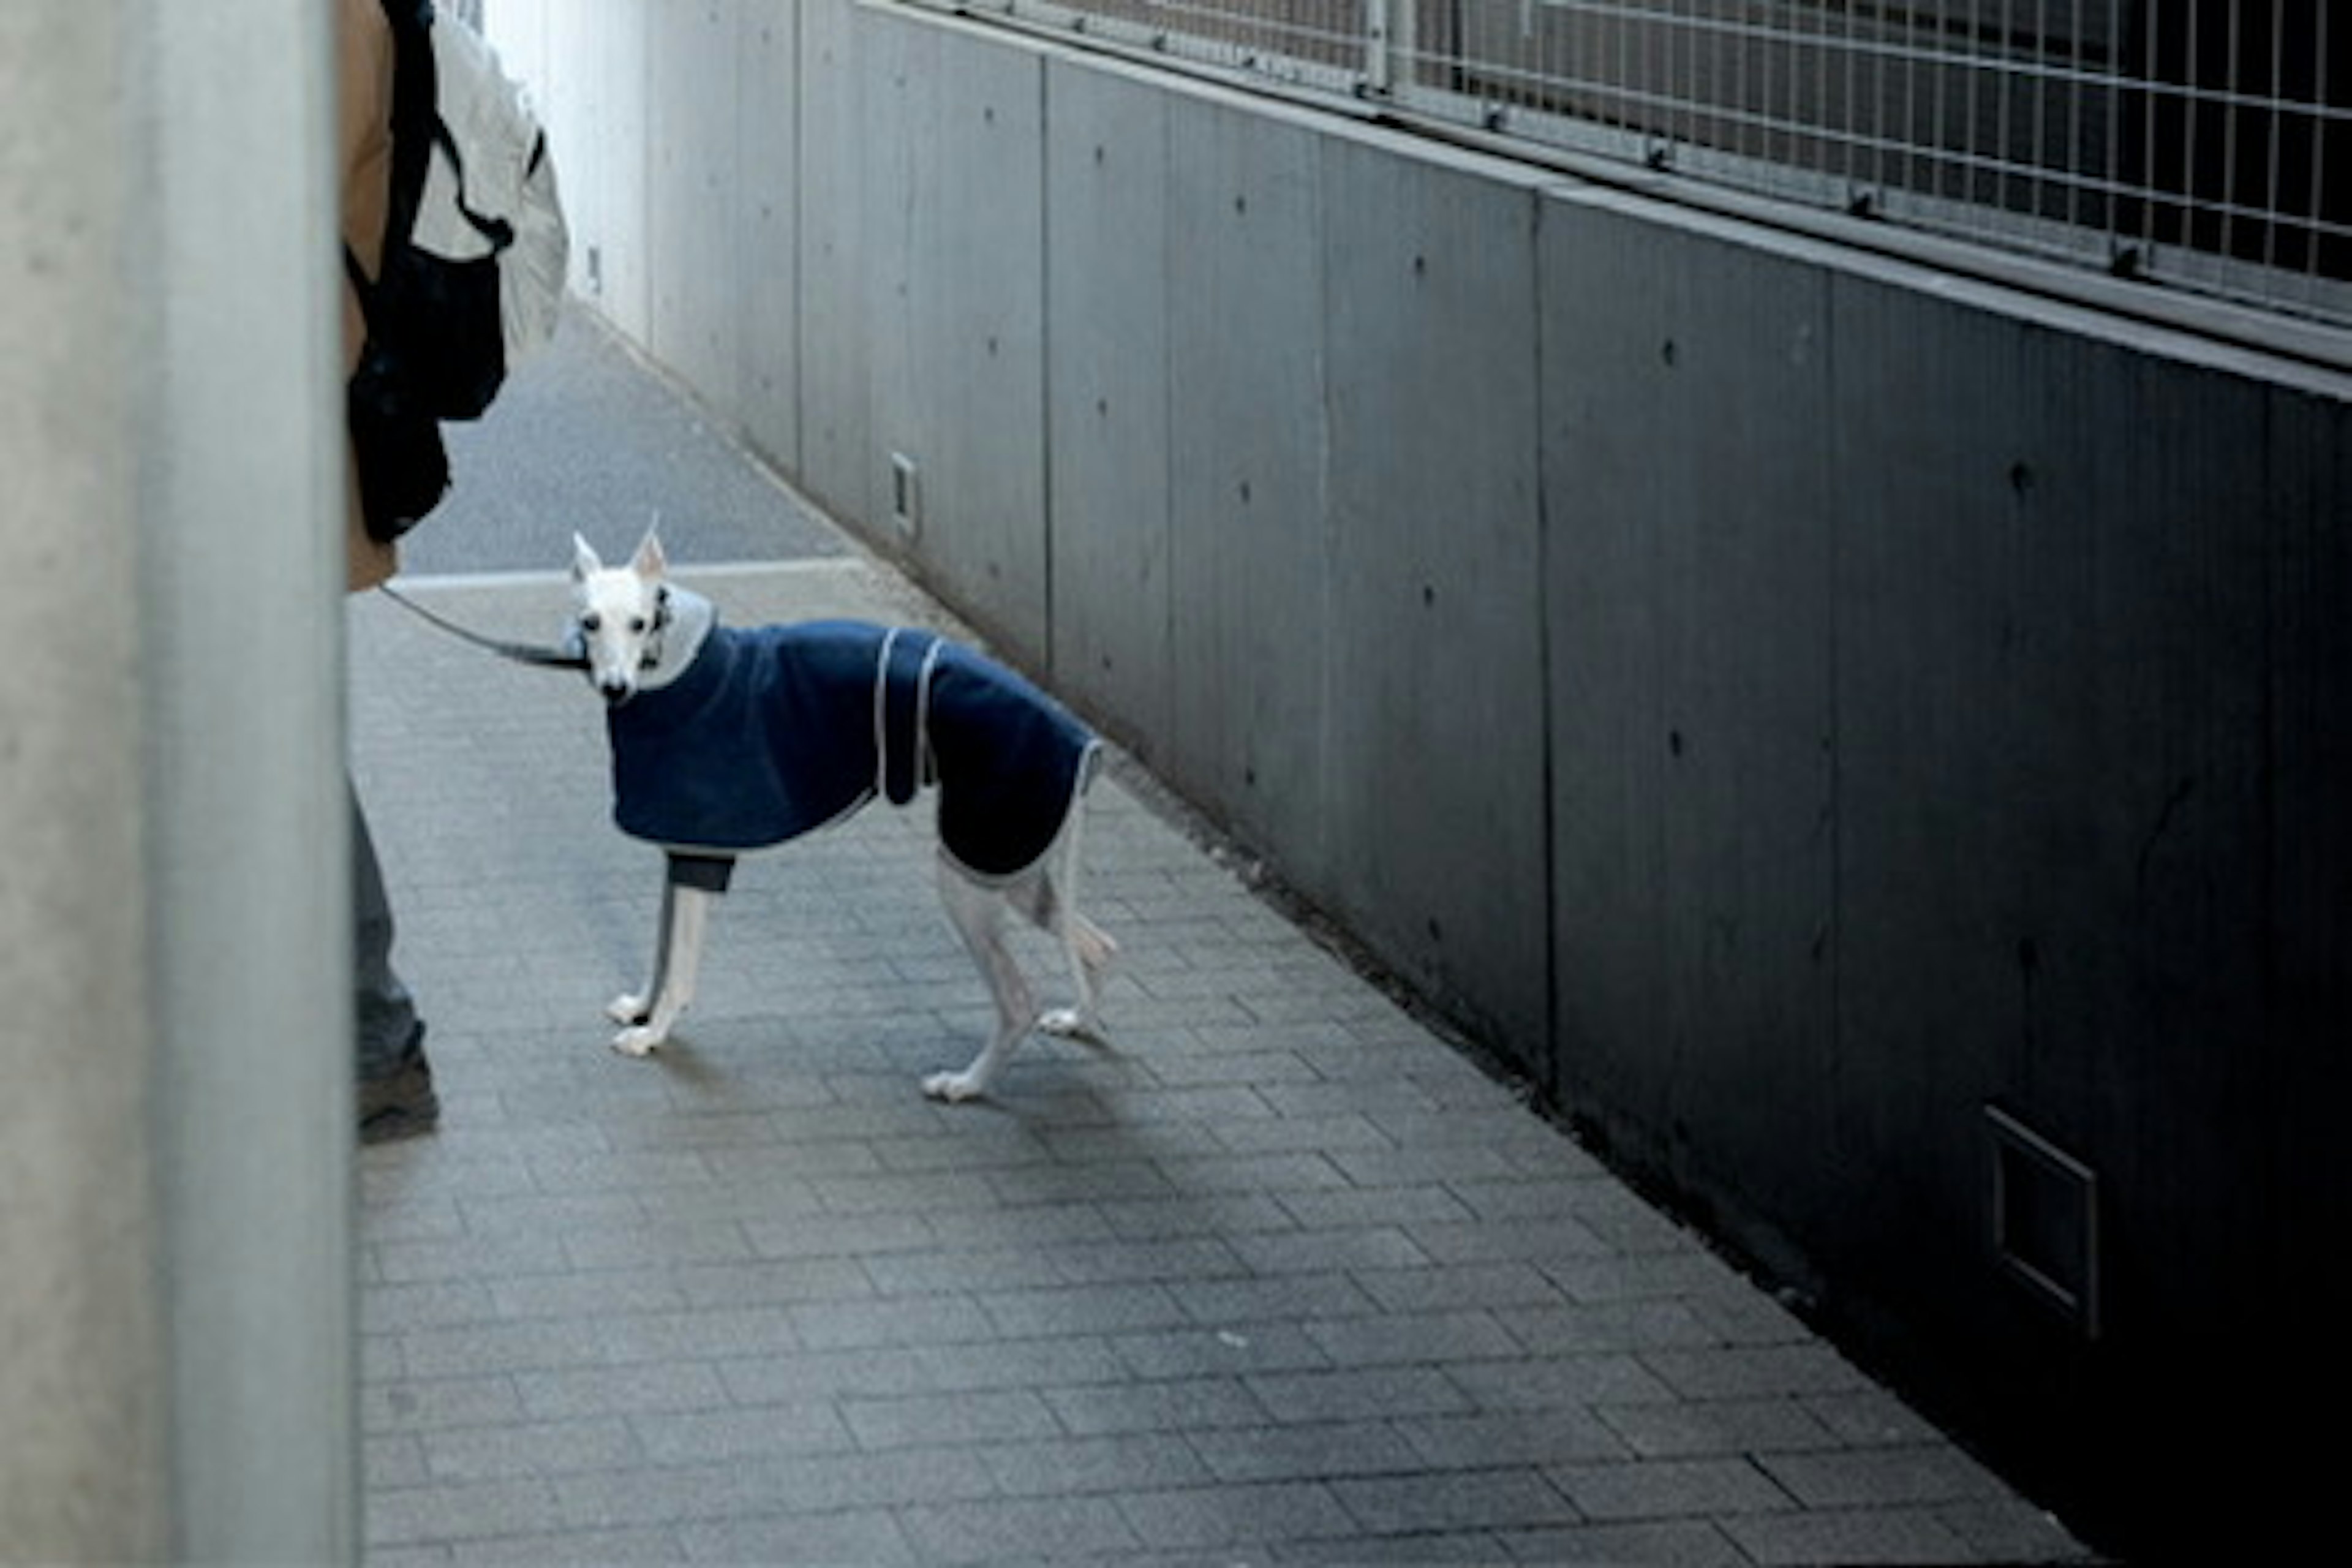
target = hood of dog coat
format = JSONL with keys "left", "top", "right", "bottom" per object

{"left": 605, "top": 612, "right": 1098, "bottom": 876}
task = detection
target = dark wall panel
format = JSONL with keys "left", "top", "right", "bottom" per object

{"left": 1319, "top": 141, "right": 1551, "bottom": 1052}
{"left": 1543, "top": 190, "right": 1839, "bottom": 1259}
{"left": 1164, "top": 97, "right": 1335, "bottom": 884}
{"left": 1044, "top": 62, "right": 1172, "bottom": 753}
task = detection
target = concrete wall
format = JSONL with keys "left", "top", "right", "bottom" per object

{"left": 1, "top": 4, "right": 355, "bottom": 1561}
{"left": 2, "top": 8, "right": 167, "bottom": 1551}
{"left": 489, "top": 1, "right": 2350, "bottom": 1552}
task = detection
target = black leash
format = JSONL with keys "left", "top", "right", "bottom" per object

{"left": 375, "top": 581, "right": 588, "bottom": 671}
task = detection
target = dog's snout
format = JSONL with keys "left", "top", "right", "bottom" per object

{"left": 598, "top": 674, "right": 634, "bottom": 704}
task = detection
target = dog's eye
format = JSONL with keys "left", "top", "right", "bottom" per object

{"left": 629, "top": 617, "right": 649, "bottom": 634}
{"left": 580, "top": 612, "right": 602, "bottom": 633}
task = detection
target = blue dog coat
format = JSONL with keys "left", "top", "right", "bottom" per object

{"left": 605, "top": 611, "right": 1098, "bottom": 881}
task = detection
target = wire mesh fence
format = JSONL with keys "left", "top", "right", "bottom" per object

{"left": 922, "top": 1, "right": 2351, "bottom": 330}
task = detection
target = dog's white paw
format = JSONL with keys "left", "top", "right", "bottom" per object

{"left": 1038, "top": 1008, "right": 1102, "bottom": 1042}
{"left": 606, "top": 993, "right": 651, "bottom": 1025}
{"left": 611, "top": 1025, "right": 664, "bottom": 1058}
{"left": 922, "top": 1069, "right": 985, "bottom": 1104}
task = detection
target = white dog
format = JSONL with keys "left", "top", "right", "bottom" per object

{"left": 570, "top": 529, "right": 1115, "bottom": 1102}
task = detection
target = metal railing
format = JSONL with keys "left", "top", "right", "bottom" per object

{"left": 918, "top": 1, "right": 2351, "bottom": 331}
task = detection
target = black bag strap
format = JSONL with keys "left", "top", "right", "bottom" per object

{"left": 345, "top": 0, "right": 440, "bottom": 322}
{"left": 433, "top": 120, "right": 516, "bottom": 251}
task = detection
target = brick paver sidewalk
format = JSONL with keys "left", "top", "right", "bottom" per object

{"left": 352, "top": 552, "right": 2090, "bottom": 1565}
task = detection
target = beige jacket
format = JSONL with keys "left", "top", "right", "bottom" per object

{"left": 339, "top": 0, "right": 399, "bottom": 592}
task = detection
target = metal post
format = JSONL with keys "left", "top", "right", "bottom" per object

{"left": 1366, "top": 0, "right": 1395, "bottom": 96}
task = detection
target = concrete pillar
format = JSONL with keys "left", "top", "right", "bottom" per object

{"left": 1, "top": 2, "right": 355, "bottom": 1561}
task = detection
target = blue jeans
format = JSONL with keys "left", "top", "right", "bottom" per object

{"left": 352, "top": 780, "right": 423, "bottom": 1082}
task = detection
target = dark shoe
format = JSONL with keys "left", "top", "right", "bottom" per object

{"left": 359, "top": 1041, "right": 439, "bottom": 1145}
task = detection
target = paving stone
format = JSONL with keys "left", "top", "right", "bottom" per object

{"left": 1245, "top": 1365, "right": 1476, "bottom": 1425}
{"left": 1392, "top": 1407, "right": 1633, "bottom": 1469}
{"left": 839, "top": 1389, "right": 1065, "bottom": 1450}
{"left": 366, "top": 1278, "right": 501, "bottom": 1333}
{"left": 889, "top": 1336, "right": 1134, "bottom": 1395}
{"left": 560, "top": 1219, "right": 759, "bottom": 1272}
{"left": 714, "top": 1346, "right": 939, "bottom": 1404}
{"left": 485, "top": 1268, "right": 687, "bottom": 1322}
{"left": 1207, "top": 1111, "right": 1396, "bottom": 1157}
{"left": 787, "top": 1292, "right": 997, "bottom": 1351}
{"left": 367, "top": 1477, "right": 565, "bottom": 1546}
{"left": 554, "top": 1449, "right": 997, "bottom": 1530}
{"left": 978, "top": 1281, "right": 1192, "bottom": 1340}
{"left": 1091, "top": 1192, "right": 1296, "bottom": 1242}
{"left": 1638, "top": 1343, "right": 1873, "bottom": 1401}
{"left": 1049, "top": 1235, "right": 1253, "bottom": 1287}
{"left": 1935, "top": 1496, "right": 2095, "bottom": 1564}
{"left": 418, "top": 1416, "right": 643, "bottom": 1481}
{"left": 1348, "top": 1261, "right": 1567, "bottom": 1315}
{"left": 628, "top": 1402, "right": 856, "bottom": 1464}
{"left": 1498, "top": 1297, "right": 1723, "bottom": 1356}
{"left": 363, "top": 1375, "right": 528, "bottom": 1435}
{"left": 365, "top": 1434, "right": 431, "bottom": 1491}
{"left": 1041, "top": 1378, "right": 1272, "bottom": 1438}
{"left": 1406, "top": 1216, "right": 1619, "bottom": 1268}
{"left": 667, "top": 1256, "right": 875, "bottom": 1309}
{"left": 1273, "top": 1183, "right": 1479, "bottom": 1231}
{"left": 1276, "top": 1531, "right": 1518, "bottom": 1562}
{"left": 1445, "top": 1353, "right": 1681, "bottom": 1411}
{"left": 399, "top": 1317, "right": 610, "bottom": 1379}
{"left": 511, "top": 1363, "right": 729, "bottom": 1422}
{"left": 1168, "top": 1270, "right": 1379, "bottom": 1328}
{"left": 1183, "top": 1419, "right": 1423, "bottom": 1483}
{"left": 1496, "top": 1518, "right": 1747, "bottom": 1565}
{"left": 897, "top": 1496, "right": 1142, "bottom": 1564}
{"left": 1594, "top": 1395, "right": 1844, "bottom": 1460}
{"left": 1549, "top": 1457, "right": 1797, "bottom": 1521}
{"left": 445, "top": 1525, "right": 690, "bottom": 1563}
{"left": 1113, "top": 1480, "right": 1358, "bottom": 1549}
{"left": 677, "top": 1510, "right": 916, "bottom": 1565}
{"left": 1300, "top": 1308, "right": 1521, "bottom": 1368}
{"left": 1226, "top": 1225, "right": 1433, "bottom": 1276}
{"left": 981, "top": 1433, "right": 1215, "bottom": 1496}
{"left": 1757, "top": 1443, "right": 2012, "bottom": 1510}
{"left": 1329, "top": 1466, "right": 1583, "bottom": 1534}
{"left": 1721, "top": 1504, "right": 1981, "bottom": 1565}
{"left": 1106, "top": 1322, "right": 1331, "bottom": 1381}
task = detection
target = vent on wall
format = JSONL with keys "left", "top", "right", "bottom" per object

{"left": 1985, "top": 1103, "right": 2101, "bottom": 1340}
{"left": 890, "top": 451, "right": 921, "bottom": 541}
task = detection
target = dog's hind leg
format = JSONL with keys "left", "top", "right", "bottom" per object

{"left": 1036, "top": 889, "right": 1115, "bottom": 1043}
{"left": 924, "top": 856, "right": 1035, "bottom": 1104}
{"left": 1041, "top": 910, "right": 1117, "bottom": 1041}
{"left": 609, "top": 854, "right": 729, "bottom": 1057}
{"left": 1027, "top": 812, "right": 1115, "bottom": 1042}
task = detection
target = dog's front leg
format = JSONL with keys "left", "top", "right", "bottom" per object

{"left": 610, "top": 881, "right": 709, "bottom": 1055}
{"left": 924, "top": 858, "right": 1035, "bottom": 1103}
{"left": 609, "top": 856, "right": 728, "bottom": 1055}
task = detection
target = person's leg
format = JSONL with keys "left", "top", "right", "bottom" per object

{"left": 352, "top": 778, "right": 436, "bottom": 1142}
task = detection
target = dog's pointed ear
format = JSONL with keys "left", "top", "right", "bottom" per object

{"left": 630, "top": 525, "right": 667, "bottom": 582}
{"left": 571, "top": 533, "right": 603, "bottom": 582}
